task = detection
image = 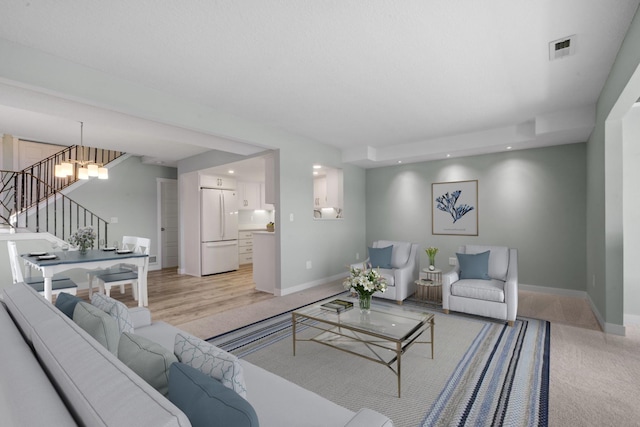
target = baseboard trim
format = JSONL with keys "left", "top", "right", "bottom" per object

{"left": 276, "top": 272, "right": 347, "bottom": 296}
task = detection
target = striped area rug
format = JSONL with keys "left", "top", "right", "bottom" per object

{"left": 422, "top": 317, "right": 550, "bottom": 427}
{"left": 209, "top": 302, "right": 549, "bottom": 427}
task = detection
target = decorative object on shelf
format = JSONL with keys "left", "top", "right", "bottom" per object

{"left": 432, "top": 180, "right": 478, "bottom": 236}
{"left": 425, "top": 246, "right": 439, "bottom": 270}
{"left": 266, "top": 222, "right": 275, "bottom": 232}
{"left": 54, "top": 122, "right": 109, "bottom": 180}
{"left": 343, "top": 264, "right": 387, "bottom": 313}
{"left": 68, "top": 226, "right": 96, "bottom": 255}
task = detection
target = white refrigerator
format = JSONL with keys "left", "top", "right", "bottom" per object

{"left": 201, "top": 188, "right": 239, "bottom": 275}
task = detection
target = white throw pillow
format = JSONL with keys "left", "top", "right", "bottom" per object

{"left": 91, "top": 293, "right": 134, "bottom": 334}
{"left": 174, "top": 332, "right": 247, "bottom": 398}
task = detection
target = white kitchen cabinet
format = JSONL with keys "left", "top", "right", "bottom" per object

{"left": 313, "top": 176, "right": 327, "bottom": 207}
{"left": 260, "top": 182, "right": 275, "bottom": 210}
{"left": 199, "top": 173, "right": 236, "bottom": 190}
{"left": 237, "top": 181, "right": 261, "bottom": 210}
{"left": 313, "top": 168, "right": 343, "bottom": 209}
{"left": 238, "top": 230, "right": 254, "bottom": 264}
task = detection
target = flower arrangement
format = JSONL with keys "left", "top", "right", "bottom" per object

{"left": 425, "top": 246, "right": 438, "bottom": 268}
{"left": 69, "top": 226, "right": 96, "bottom": 253}
{"left": 343, "top": 264, "right": 387, "bottom": 297}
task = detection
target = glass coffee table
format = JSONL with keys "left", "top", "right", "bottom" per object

{"left": 292, "top": 296, "right": 435, "bottom": 397}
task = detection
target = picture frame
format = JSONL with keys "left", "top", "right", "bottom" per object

{"left": 432, "top": 180, "right": 478, "bottom": 236}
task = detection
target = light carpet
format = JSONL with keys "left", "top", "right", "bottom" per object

{"left": 209, "top": 299, "right": 549, "bottom": 427}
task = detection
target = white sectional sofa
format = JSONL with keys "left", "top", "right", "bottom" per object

{"left": 0, "top": 281, "right": 393, "bottom": 427}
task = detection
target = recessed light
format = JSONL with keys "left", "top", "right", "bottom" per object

{"left": 313, "top": 164, "right": 322, "bottom": 169}
{"left": 397, "top": 160, "right": 402, "bottom": 164}
{"left": 228, "top": 170, "right": 235, "bottom": 174}
{"left": 313, "top": 171, "right": 318, "bottom": 175}
{"left": 506, "top": 146, "right": 512, "bottom": 150}
{"left": 446, "top": 154, "right": 451, "bottom": 158}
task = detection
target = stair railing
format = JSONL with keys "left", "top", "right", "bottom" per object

{"left": 0, "top": 170, "right": 108, "bottom": 247}
{"left": 21, "top": 145, "right": 124, "bottom": 192}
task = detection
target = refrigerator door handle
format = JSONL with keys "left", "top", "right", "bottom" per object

{"left": 204, "top": 241, "right": 237, "bottom": 248}
{"left": 220, "top": 192, "right": 224, "bottom": 239}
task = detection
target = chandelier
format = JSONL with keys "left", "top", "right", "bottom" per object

{"left": 54, "top": 122, "right": 108, "bottom": 180}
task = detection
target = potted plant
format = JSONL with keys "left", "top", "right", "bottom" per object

{"left": 343, "top": 264, "right": 387, "bottom": 313}
{"left": 266, "top": 222, "right": 275, "bottom": 232}
{"left": 69, "top": 226, "right": 96, "bottom": 254}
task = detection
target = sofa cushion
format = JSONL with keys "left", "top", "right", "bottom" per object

{"left": 451, "top": 279, "right": 505, "bottom": 303}
{"left": 118, "top": 332, "right": 178, "bottom": 396}
{"left": 31, "top": 316, "right": 190, "bottom": 427}
{"left": 91, "top": 293, "right": 135, "bottom": 334}
{"left": 55, "top": 292, "right": 83, "bottom": 319}
{"left": 0, "top": 303, "right": 77, "bottom": 426}
{"left": 73, "top": 302, "right": 120, "bottom": 355}
{"left": 174, "top": 332, "right": 247, "bottom": 398}
{"left": 376, "top": 240, "right": 412, "bottom": 268}
{"left": 169, "top": 362, "right": 259, "bottom": 427}
{"left": 464, "top": 245, "right": 510, "bottom": 281}
{"left": 456, "top": 251, "right": 491, "bottom": 280}
{"left": 368, "top": 245, "right": 392, "bottom": 269}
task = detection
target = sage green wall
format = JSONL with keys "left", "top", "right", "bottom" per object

{"left": 66, "top": 156, "right": 177, "bottom": 259}
{"left": 276, "top": 142, "right": 366, "bottom": 293}
{"left": 586, "top": 6, "right": 640, "bottom": 328}
{"left": 623, "top": 104, "right": 640, "bottom": 318}
{"left": 365, "top": 144, "right": 587, "bottom": 290}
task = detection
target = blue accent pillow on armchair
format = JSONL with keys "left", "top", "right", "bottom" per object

{"left": 456, "top": 251, "right": 491, "bottom": 280}
{"left": 368, "top": 245, "right": 393, "bottom": 269}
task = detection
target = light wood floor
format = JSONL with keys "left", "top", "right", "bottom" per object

{"left": 74, "top": 264, "right": 273, "bottom": 326}
{"left": 74, "top": 265, "right": 601, "bottom": 332}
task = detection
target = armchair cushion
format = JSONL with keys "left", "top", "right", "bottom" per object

{"left": 368, "top": 245, "right": 393, "bottom": 269}
{"left": 451, "top": 279, "right": 505, "bottom": 303}
{"left": 456, "top": 251, "right": 491, "bottom": 280}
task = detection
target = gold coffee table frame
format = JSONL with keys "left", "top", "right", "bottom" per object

{"left": 292, "top": 298, "right": 435, "bottom": 397}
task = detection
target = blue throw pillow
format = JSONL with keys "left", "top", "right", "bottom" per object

{"left": 55, "top": 292, "right": 83, "bottom": 319}
{"left": 169, "top": 363, "right": 259, "bottom": 427}
{"left": 368, "top": 245, "right": 393, "bottom": 269}
{"left": 456, "top": 251, "right": 491, "bottom": 280}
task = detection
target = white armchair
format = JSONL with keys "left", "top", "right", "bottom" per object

{"left": 351, "top": 240, "right": 419, "bottom": 303}
{"left": 442, "top": 245, "right": 518, "bottom": 326}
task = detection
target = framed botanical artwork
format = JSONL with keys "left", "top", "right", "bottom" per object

{"left": 432, "top": 180, "right": 478, "bottom": 236}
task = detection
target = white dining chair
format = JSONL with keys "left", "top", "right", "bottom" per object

{"left": 87, "top": 235, "right": 139, "bottom": 297}
{"left": 96, "top": 237, "right": 150, "bottom": 299}
{"left": 7, "top": 241, "right": 78, "bottom": 297}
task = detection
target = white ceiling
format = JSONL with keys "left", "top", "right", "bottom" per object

{"left": 0, "top": 1, "right": 638, "bottom": 168}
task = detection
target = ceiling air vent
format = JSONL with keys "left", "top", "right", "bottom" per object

{"left": 549, "top": 35, "right": 576, "bottom": 60}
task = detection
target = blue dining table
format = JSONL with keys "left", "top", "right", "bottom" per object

{"left": 21, "top": 249, "right": 149, "bottom": 306}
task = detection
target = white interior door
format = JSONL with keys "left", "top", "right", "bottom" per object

{"left": 161, "top": 180, "right": 179, "bottom": 268}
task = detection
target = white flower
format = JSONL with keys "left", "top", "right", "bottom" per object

{"left": 343, "top": 263, "right": 387, "bottom": 297}
{"left": 68, "top": 226, "right": 96, "bottom": 249}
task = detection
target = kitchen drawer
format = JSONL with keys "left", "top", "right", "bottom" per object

{"left": 239, "top": 253, "right": 253, "bottom": 264}
{"left": 238, "top": 246, "right": 253, "bottom": 254}
{"left": 238, "top": 231, "right": 254, "bottom": 240}
{"left": 238, "top": 239, "right": 253, "bottom": 248}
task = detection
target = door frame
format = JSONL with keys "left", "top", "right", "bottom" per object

{"left": 156, "top": 177, "right": 178, "bottom": 270}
